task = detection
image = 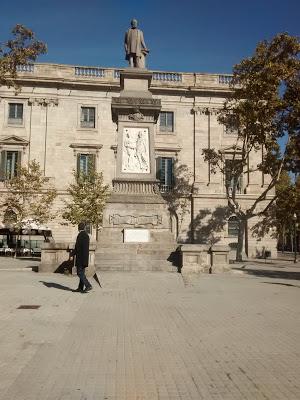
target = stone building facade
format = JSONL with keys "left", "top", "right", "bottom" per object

{"left": 0, "top": 63, "right": 277, "bottom": 260}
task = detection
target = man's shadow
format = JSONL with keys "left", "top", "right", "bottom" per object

{"left": 39, "top": 281, "right": 74, "bottom": 292}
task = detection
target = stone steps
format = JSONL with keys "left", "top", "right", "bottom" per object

{"left": 95, "top": 260, "right": 176, "bottom": 272}
{"left": 95, "top": 242, "right": 178, "bottom": 272}
{"left": 96, "top": 246, "right": 176, "bottom": 255}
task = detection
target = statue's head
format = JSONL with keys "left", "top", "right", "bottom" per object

{"left": 131, "top": 19, "right": 138, "bottom": 28}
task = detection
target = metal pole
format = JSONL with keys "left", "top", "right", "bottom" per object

{"left": 294, "top": 220, "right": 297, "bottom": 263}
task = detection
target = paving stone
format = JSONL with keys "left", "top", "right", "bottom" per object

{"left": 0, "top": 258, "right": 299, "bottom": 399}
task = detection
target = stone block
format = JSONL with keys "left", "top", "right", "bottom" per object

{"left": 210, "top": 245, "right": 230, "bottom": 272}
{"left": 40, "top": 241, "right": 96, "bottom": 274}
{"left": 180, "top": 244, "right": 210, "bottom": 274}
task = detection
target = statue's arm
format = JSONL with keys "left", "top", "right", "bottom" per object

{"left": 124, "top": 31, "right": 128, "bottom": 52}
{"left": 140, "top": 31, "right": 147, "bottom": 50}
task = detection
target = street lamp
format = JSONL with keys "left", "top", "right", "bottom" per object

{"left": 292, "top": 213, "right": 297, "bottom": 263}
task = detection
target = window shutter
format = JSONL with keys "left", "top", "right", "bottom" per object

{"left": 8, "top": 104, "right": 15, "bottom": 119}
{"left": 159, "top": 113, "right": 166, "bottom": 128}
{"left": 16, "top": 151, "right": 21, "bottom": 176}
{"left": 16, "top": 104, "right": 23, "bottom": 119}
{"left": 88, "top": 154, "right": 96, "bottom": 174}
{"left": 170, "top": 157, "right": 174, "bottom": 186}
{"left": 161, "top": 158, "right": 167, "bottom": 184}
{"left": 167, "top": 112, "right": 173, "bottom": 130}
{"left": 0, "top": 151, "right": 7, "bottom": 181}
{"left": 156, "top": 157, "right": 162, "bottom": 181}
{"left": 165, "top": 158, "right": 173, "bottom": 186}
{"left": 90, "top": 108, "right": 95, "bottom": 125}
{"left": 77, "top": 153, "right": 81, "bottom": 178}
{"left": 80, "top": 108, "right": 86, "bottom": 122}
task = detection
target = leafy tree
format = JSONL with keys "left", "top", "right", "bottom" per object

{"left": 63, "top": 170, "right": 110, "bottom": 238}
{"left": 162, "top": 162, "right": 193, "bottom": 240}
{"left": 0, "top": 24, "right": 46, "bottom": 88}
{"left": 202, "top": 33, "right": 300, "bottom": 261}
{"left": 2, "top": 160, "right": 57, "bottom": 254}
{"left": 251, "top": 172, "right": 299, "bottom": 250}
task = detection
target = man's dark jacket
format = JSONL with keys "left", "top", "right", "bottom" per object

{"left": 72, "top": 230, "right": 90, "bottom": 268}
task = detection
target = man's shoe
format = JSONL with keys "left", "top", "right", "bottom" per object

{"left": 84, "top": 285, "right": 93, "bottom": 292}
{"left": 73, "top": 288, "right": 84, "bottom": 293}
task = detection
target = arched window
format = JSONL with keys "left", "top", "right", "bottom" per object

{"left": 3, "top": 208, "right": 17, "bottom": 224}
{"left": 228, "top": 216, "right": 239, "bottom": 237}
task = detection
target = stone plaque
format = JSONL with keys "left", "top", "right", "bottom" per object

{"left": 122, "top": 127, "right": 150, "bottom": 173}
{"left": 124, "top": 229, "right": 150, "bottom": 243}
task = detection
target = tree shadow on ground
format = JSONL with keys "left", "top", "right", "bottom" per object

{"left": 188, "top": 206, "right": 229, "bottom": 244}
{"left": 262, "top": 281, "right": 300, "bottom": 288}
{"left": 232, "top": 268, "right": 300, "bottom": 280}
{"left": 39, "top": 281, "right": 74, "bottom": 291}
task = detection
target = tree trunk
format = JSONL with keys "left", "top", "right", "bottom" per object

{"left": 14, "top": 232, "right": 20, "bottom": 258}
{"left": 175, "top": 213, "right": 179, "bottom": 241}
{"left": 236, "top": 219, "right": 246, "bottom": 262}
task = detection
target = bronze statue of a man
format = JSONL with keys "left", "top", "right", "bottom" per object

{"left": 124, "top": 19, "right": 149, "bottom": 68}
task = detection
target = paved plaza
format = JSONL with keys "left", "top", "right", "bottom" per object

{"left": 0, "top": 258, "right": 299, "bottom": 399}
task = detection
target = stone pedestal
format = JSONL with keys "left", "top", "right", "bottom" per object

{"left": 96, "top": 69, "right": 177, "bottom": 271}
{"left": 179, "top": 244, "right": 230, "bottom": 274}
{"left": 180, "top": 244, "right": 211, "bottom": 273}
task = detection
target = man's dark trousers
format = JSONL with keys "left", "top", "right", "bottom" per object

{"left": 77, "top": 265, "right": 90, "bottom": 291}
{"left": 72, "top": 229, "right": 92, "bottom": 291}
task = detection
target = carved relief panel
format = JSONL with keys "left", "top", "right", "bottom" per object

{"left": 122, "top": 127, "right": 150, "bottom": 173}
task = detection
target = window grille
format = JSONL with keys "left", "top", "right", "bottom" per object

{"left": 159, "top": 112, "right": 174, "bottom": 132}
{"left": 80, "top": 107, "right": 95, "bottom": 128}
{"left": 225, "top": 159, "right": 243, "bottom": 194}
{"left": 77, "top": 153, "right": 95, "bottom": 177}
{"left": 8, "top": 103, "right": 23, "bottom": 124}
{"left": 0, "top": 151, "right": 20, "bottom": 180}
{"left": 156, "top": 157, "right": 174, "bottom": 192}
{"left": 228, "top": 216, "right": 239, "bottom": 237}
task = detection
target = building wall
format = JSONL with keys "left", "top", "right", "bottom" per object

{"left": 0, "top": 63, "right": 277, "bottom": 257}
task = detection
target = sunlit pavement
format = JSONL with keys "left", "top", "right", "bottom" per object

{"left": 0, "top": 258, "right": 299, "bottom": 400}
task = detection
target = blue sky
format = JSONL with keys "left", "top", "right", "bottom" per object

{"left": 0, "top": 0, "right": 299, "bottom": 73}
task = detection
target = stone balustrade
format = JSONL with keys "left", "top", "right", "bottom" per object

{"left": 112, "top": 179, "right": 160, "bottom": 195}
{"left": 75, "top": 66, "right": 105, "bottom": 77}
{"left": 152, "top": 72, "right": 182, "bottom": 82}
{"left": 16, "top": 64, "right": 34, "bottom": 73}
{"left": 219, "top": 75, "right": 233, "bottom": 84}
{"left": 14, "top": 63, "right": 233, "bottom": 90}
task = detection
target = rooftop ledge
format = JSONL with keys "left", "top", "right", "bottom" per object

{"left": 14, "top": 63, "right": 233, "bottom": 91}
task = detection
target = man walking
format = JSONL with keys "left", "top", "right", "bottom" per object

{"left": 71, "top": 222, "right": 92, "bottom": 293}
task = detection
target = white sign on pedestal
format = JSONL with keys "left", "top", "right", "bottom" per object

{"left": 122, "top": 127, "right": 150, "bottom": 173}
{"left": 124, "top": 229, "right": 150, "bottom": 243}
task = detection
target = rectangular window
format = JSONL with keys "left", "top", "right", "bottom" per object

{"left": 225, "top": 126, "right": 237, "bottom": 135}
{"left": 0, "top": 151, "right": 20, "bottom": 180}
{"left": 77, "top": 153, "right": 95, "bottom": 177}
{"left": 159, "top": 112, "right": 174, "bottom": 132}
{"left": 80, "top": 107, "right": 95, "bottom": 128}
{"left": 8, "top": 103, "right": 23, "bottom": 125}
{"left": 228, "top": 216, "right": 239, "bottom": 237}
{"left": 225, "top": 159, "right": 243, "bottom": 194}
{"left": 156, "top": 157, "right": 174, "bottom": 192}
